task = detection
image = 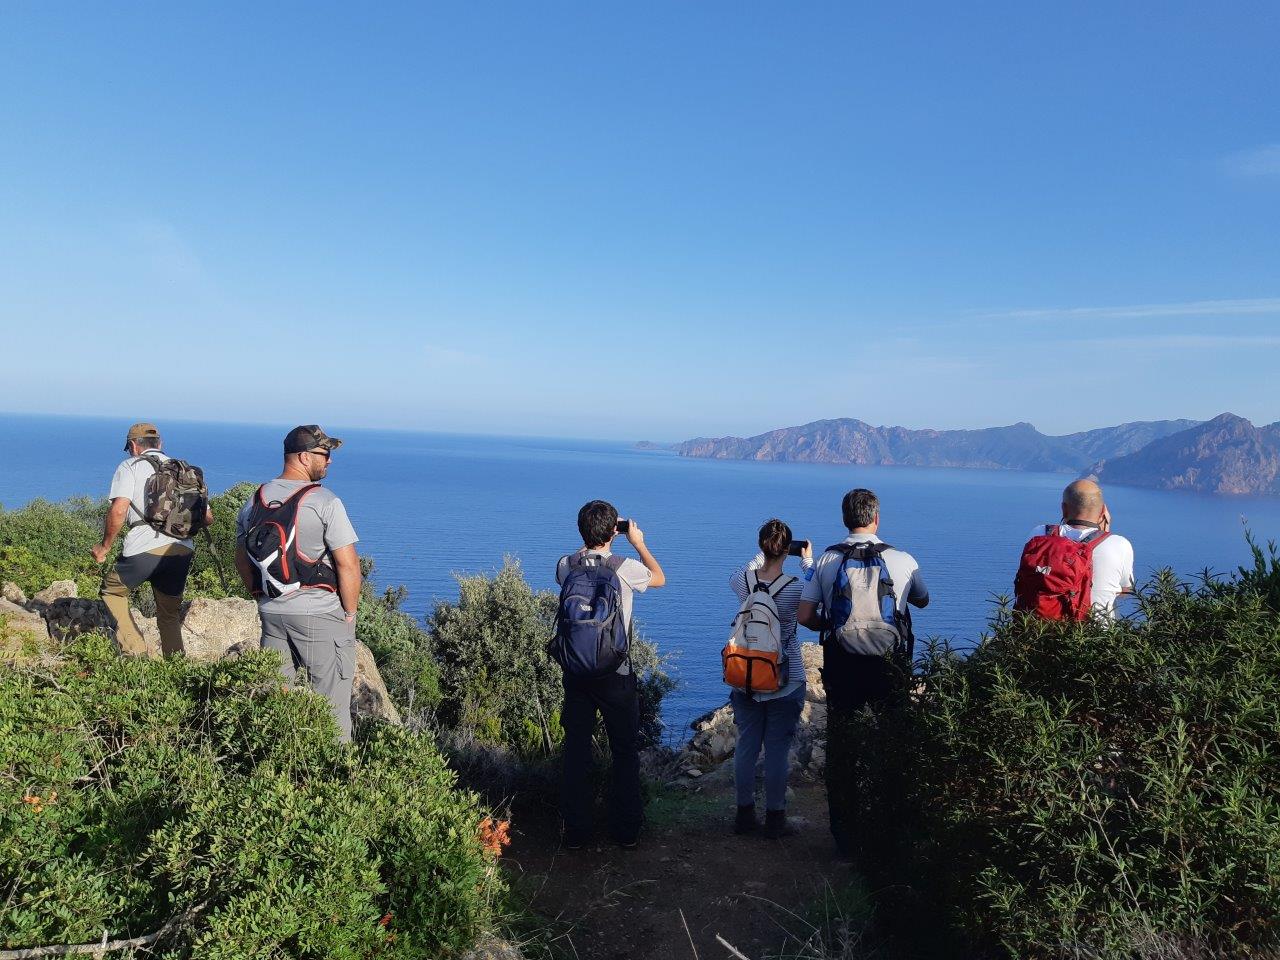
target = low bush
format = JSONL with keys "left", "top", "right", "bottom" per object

{"left": 0, "top": 483, "right": 251, "bottom": 600}
{"left": 850, "top": 553, "right": 1280, "bottom": 959}
{"left": 0, "top": 633, "right": 504, "bottom": 958}
{"left": 427, "top": 558, "right": 673, "bottom": 762}
{"left": 0, "top": 497, "right": 105, "bottom": 596}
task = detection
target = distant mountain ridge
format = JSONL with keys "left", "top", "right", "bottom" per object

{"left": 674, "top": 414, "right": 1280, "bottom": 496}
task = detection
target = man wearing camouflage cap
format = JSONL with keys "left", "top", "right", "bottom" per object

{"left": 234, "top": 425, "right": 362, "bottom": 741}
{"left": 92, "top": 422, "right": 213, "bottom": 657}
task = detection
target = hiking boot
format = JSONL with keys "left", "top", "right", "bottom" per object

{"left": 763, "top": 809, "right": 797, "bottom": 839}
{"left": 734, "top": 804, "right": 759, "bottom": 835}
{"left": 563, "top": 829, "right": 590, "bottom": 851}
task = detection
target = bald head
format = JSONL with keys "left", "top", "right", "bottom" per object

{"left": 1062, "top": 479, "right": 1104, "bottom": 523}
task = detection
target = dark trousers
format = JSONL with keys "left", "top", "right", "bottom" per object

{"left": 822, "top": 643, "right": 900, "bottom": 858}
{"left": 560, "top": 671, "right": 642, "bottom": 843}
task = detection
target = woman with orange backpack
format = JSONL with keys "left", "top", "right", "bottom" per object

{"left": 724, "top": 518, "right": 814, "bottom": 839}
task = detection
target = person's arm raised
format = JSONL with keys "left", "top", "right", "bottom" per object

{"left": 797, "top": 600, "right": 823, "bottom": 631}
{"left": 625, "top": 521, "right": 666, "bottom": 588}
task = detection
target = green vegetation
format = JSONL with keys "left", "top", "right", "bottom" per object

{"left": 848, "top": 545, "right": 1280, "bottom": 959}
{"left": 1, "top": 633, "right": 503, "bottom": 958}
{"left": 0, "top": 484, "right": 252, "bottom": 600}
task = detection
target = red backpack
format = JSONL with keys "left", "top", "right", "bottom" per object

{"left": 1014, "top": 525, "right": 1111, "bottom": 621}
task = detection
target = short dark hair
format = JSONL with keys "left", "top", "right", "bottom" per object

{"left": 577, "top": 500, "right": 618, "bottom": 548}
{"left": 758, "top": 518, "right": 793, "bottom": 560}
{"left": 134, "top": 436, "right": 161, "bottom": 450}
{"left": 841, "top": 488, "right": 879, "bottom": 530}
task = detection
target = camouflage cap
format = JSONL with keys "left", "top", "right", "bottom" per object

{"left": 284, "top": 424, "right": 344, "bottom": 454}
{"left": 124, "top": 422, "right": 161, "bottom": 451}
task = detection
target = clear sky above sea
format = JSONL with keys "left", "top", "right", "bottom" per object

{"left": 1, "top": 2, "right": 1277, "bottom": 442}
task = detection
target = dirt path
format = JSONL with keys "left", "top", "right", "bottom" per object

{"left": 504, "top": 782, "right": 861, "bottom": 960}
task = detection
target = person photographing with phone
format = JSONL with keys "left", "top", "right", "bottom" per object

{"left": 724, "top": 519, "right": 814, "bottom": 839}
{"left": 551, "top": 500, "right": 666, "bottom": 850}
{"left": 1014, "top": 478, "right": 1135, "bottom": 620}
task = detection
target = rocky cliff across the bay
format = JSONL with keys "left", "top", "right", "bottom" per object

{"left": 1092, "top": 412, "right": 1280, "bottom": 496}
{"left": 675, "top": 413, "right": 1280, "bottom": 496}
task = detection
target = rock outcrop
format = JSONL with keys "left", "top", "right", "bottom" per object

{"left": 14, "top": 581, "right": 400, "bottom": 726}
{"left": 1093, "top": 413, "right": 1280, "bottom": 495}
{"left": 0, "top": 596, "right": 51, "bottom": 644}
{"left": 675, "top": 644, "right": 828, "bottom": 783}
{"left": 33, "top": 580, "right": 79, "bottom": 604}
{"left": 2, "top": 581, "right": 27, "bottom": 605}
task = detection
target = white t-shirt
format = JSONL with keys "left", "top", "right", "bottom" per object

{"left": 1029, "top": 525, "right": 1135, "bottom": 617}
{"left": 801, "top": 534, "right": 929, "bottom": 615}
{"left": 107, "top": 452, "right": 194, "bottom": 558}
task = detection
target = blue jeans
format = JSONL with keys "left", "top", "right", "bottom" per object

{"left": 730, "top": 684, "right": 806, "bottom": 811}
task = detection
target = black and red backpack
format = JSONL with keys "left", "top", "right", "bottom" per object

{"left": 1013, "top": 524, "right": 1110, "bottom": 621}
{"left": 242, "top": 484, "right": 338, "bottom": 599}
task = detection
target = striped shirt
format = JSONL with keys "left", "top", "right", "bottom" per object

{"left": 729, "top": 552, "right": 815, "bottom": 701}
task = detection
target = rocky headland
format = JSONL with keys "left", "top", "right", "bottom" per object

{"left": 675, "top": 412, "right": 1280, "bottom": 495}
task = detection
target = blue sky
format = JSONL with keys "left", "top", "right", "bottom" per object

{"left": 1, "top": 2, "right": 1277, "bottom": 441}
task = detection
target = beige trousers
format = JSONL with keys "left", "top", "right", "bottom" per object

{"left": 101, "top": 543, "right": 192, "bottom": 657}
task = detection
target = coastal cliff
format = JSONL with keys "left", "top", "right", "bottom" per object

{"left": 675, "top": 413, "right": 1280, "bottom": 495}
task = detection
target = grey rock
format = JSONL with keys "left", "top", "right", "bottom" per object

{"left": 44, "top": 598, "right": 113, "bottom": 641}
{"left": 2, "top": 581, "right": 27, "bottom": 605}
{"left": 461, "top": 937, "right": 523, "bottom": 960}
{"left": 0, "top": 597, "right": 50, "bottom": 643}
{"left": 33, "top": 580, "right": 78, "bottom": 604}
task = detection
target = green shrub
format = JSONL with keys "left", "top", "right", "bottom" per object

{"left": 357, "top": 573, "right": 442, "bottom": 714}
{"left": 427, "top": 559, "right": 672, "bottom": 761}
{"left": 0, "top": 633, "right": 503, "bottom": 958}
{"left": 851, "top": 559, "right": 1280, "bottom": 959}
{"left": 0, "top": 497, "right": 105, "bottom": 596}
{"left": 0, "top": 484, "right": 251, "bottom": 600}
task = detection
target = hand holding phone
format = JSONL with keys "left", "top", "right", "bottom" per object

{"left": 616, "top": 519, "right": 631, "bottom": 534}
{"left": 787, "top": 539, "right": 810, "bottom": 558}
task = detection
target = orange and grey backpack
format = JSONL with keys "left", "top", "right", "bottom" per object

{"left": 242, "top": 484, "right": 338, "bottom": 599}
{"left": 722, "top": 570, "right": 795, "bottom": 695}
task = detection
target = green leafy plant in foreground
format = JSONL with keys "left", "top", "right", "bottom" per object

{"left": 849, "top": 555, "right": 1280, "bottom": 959}
{"left": 1, "top": 633, "right": 502, "bottom": 958}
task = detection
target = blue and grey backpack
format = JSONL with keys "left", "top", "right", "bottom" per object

{"left": 549, "top": 553, "right": 630, "bottom": 678}
{"left": 826, "top": 541, "right": 912, "bottom": 660}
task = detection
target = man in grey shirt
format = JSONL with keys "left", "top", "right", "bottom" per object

{"left": 235, "top": 425, "right": 361, "bottom": 742}
{"left": 92, "top": 422, "right": 213, "bottom": 657}
{"left": 798, "top": 488, "right": 929, "bottom": 860}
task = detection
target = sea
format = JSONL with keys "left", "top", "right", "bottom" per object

{"left": 4, "top": 412, "right": 1279, "bottom": 736}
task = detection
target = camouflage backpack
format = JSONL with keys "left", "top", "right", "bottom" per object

{"left": 130, "top": 455, "right": 210, "bottom": 539}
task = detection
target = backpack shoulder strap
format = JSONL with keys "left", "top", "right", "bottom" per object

{"left": 1081, "top": 530, "right": 1111, "bottom": 552}
{"left": 746, "top": 569, "right": 760, "bottom": 593}
{"left": 766, "top": 574, "right": 797, "bottom": 598}
{"left": 604, "top": 554, "right": 627, "bottom": 572}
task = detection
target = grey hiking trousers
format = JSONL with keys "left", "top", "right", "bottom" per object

{"left": 259, "top": 608, "right": 356, "bottom": 742}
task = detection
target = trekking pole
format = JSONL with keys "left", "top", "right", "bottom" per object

{"left": 201, "top": 528, "right": 233, "bottom": 595}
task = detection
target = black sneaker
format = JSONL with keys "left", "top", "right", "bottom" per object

{"left": 763, "top": 809, "right": 797, "bottom": 839}
{"left": 734, "top": 804, "right": 759, "bottom": 836}
{"left": 563, "top": 830, "right": 590, "bottom": 851}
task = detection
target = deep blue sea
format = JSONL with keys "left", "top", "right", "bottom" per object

{"left": 4, "top": 412, "right": 1280, "bottom": 735}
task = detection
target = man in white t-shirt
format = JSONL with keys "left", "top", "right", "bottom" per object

{"left": 91, "top": 422, "right": 214, "bottom": 657}
{"left": 1028, "top": 478, "right": 1136, "bottom": 617}
{"left": 556, "top": 499, "right": 665, "bottom": 850}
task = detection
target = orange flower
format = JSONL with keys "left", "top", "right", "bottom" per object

{"left": 378, "top": 912, "right": 393, "bottom": 928}
{"left": 476, "top": 817, "right": 511, "bottom": 857}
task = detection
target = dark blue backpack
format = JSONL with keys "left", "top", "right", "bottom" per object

{"left": 826, "top": 541, "right": 912, "bottom": 660}
{"left": 549, "top": 553, "right": 630, "bottom": 678}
